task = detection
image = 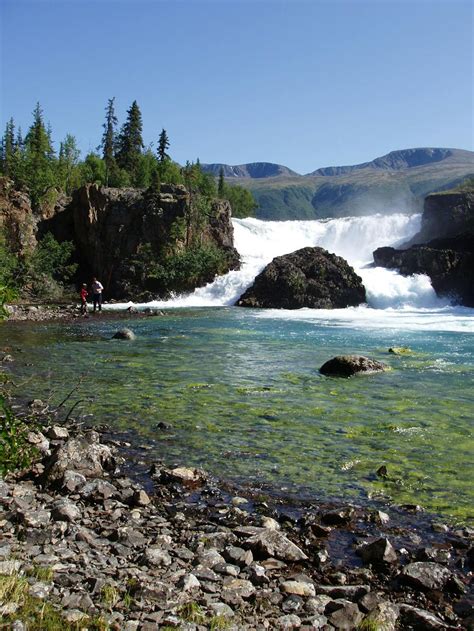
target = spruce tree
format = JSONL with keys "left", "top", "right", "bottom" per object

{"left": 218, "top": 166, "right": 225, "bottom": 198}
{"left": 24, "top": 102, "right": 56, "bottom": 206}
{"left": 157, "top": 128, "right": 170, "bottom": 163}
{"left": 100, "top": 97, "right": 118, "bottom": 185}
{"left": 58, "top": 134, "right": 81, "bottom": 194}
{"left": 0, "top": 118, "right": 15, "bottom": 176}
{"left": 116, "top": 100, "right": 144, "bottom": 185}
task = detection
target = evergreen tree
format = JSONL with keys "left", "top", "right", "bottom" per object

{"left": 58, "top": 134, "right": 81, "bottom": 194}
{"left": 221, "top": 183, "right": 257, "bottom": 218}
{"left": 11, "top": 126, "right": 25, "bottom": 183}
{"left": 16, "top": 126, "right": 23, "bottom": 149}
{"left": 100, "top": 97, "right": 118, "bottom": 186}
{"left": 0, "top": 118, "right": 15, "bottom": 176}
{"left": 116, "top": 100, "right": 144, "bottom": 185}
{"left": 217, "top": 166, "right": 225, "bottom": 198}
{"left": 24, "top": 102, "right": 56, "bottom": 206}
{"left": 157, "top": 128, "right": 170, "bottom": 163}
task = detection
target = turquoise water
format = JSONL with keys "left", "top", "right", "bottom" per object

{"left": 2, "top": 307, "right": 473, "bottom": 522}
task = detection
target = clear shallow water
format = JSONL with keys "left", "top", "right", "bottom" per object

{"left": 3, "top": 213, "right": 474, "bottom": 522}
{"left": 4, "top": 307, "right": 473, "bottom": 523}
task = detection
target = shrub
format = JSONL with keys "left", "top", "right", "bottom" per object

{"left": 0, "top": 392, "right": 39, "bottom": 475}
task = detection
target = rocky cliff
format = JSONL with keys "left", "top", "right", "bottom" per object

{"left": 404, "top": 191, "right": 474, "bottom": 246}
{"left": 373, "top": 191, "right": 474, "bottom": 306}
{"left": 0, "top": 177, "right": 37, "bottom": 257}
{"left": 40, "top": 184, "right": 240, "bottom": 299}
{"left": 1, "top": 179, "right": 240, "bottom": 300}
{"left": 237, "top": 247, "right": 366, "bottom": 309}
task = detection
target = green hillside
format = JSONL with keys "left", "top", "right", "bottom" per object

{"left": 208, "top": 148, "right": 474, "bottom": 220}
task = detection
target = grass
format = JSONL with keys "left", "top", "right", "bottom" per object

{"left": 27, "top": 565, "right": 54, "bottom": 582}
{"left": 177, "top": 601, "right": 205, "bottom": 624}
{"left": 209, "top": 614, "right": 232, "bottom": 630}
{"left": 100, "top": 584, "right": 120, "bottom": 610}
{"left": 0, "top": 572, "right": 109, "bottom": 631}
{"left": 357, "top": 618, "right": 382, "bottom": 631}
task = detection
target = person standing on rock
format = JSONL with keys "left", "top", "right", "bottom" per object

{"left": 80, "top": 284, "right": 88, "bottom": 314}
{"left": 91, "top": 277, "right": 104, "bottom": 312}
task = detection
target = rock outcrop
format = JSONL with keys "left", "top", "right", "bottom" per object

{"left": 374, "top": 234, "right": 474, "bottom": 307}
{"left": 0, "top": 177, "right": 37, "bottom": 256}
{"left": 373, "top": 191, "right": 474, "bottom": 307}
{"left": 405, "top": 191, "right": 474, "bottom": 246}
{"left": 236, "top": 247, "right": 366, "bottom": 309}
{"left": 41, "top": 183, "right": 240, "bottom": 299}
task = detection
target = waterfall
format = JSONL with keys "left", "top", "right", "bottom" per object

{"left": 130, "top": 212, "right": 450, "bottom": 310}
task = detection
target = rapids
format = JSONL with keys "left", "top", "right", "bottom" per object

{"left": 112, "top": 213, "right": 474, "bottom": 332}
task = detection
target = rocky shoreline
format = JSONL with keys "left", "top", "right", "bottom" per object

{"left": 0, "top": 396, "right": 473, "bottom": 630}
{"left": 4, "top": 303, "right": 162, "bottom": 323}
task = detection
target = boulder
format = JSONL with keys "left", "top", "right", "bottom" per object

{"left": 112, "top": 328, "right": 136, "bottom": 340}
{"left": 236, "top": 246, "right": 366, "bottom": 309}
{"left": 41, "top": 436, "right": 116, "bottom": 487}
{"left": 320, "top": 355, "right": 387, "bottom": 377}
{"left": 400, "top": 561, "right": 453, "bottom": 591}
{"left": 359, "top": 538, "right": 398, "bottom": 565}
{"left": 243, "top": 528, "right": 308, "bottom": 562}
{"left": 399, "top": 604, "right": 455, "bottom": 629}
{"left": 326, "top": 599, "right": 364, "bottom": 629}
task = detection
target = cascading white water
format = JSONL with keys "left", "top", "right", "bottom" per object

{"left": 131, "top": 212, "right": 448, "bottom": 310}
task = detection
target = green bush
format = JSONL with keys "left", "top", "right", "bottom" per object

{"left": 0, "top": 393, "right": 39, "bottom": 475}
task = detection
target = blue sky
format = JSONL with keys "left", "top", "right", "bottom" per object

{"left": 1, "top": 0, "right": 472, "bottom": 174}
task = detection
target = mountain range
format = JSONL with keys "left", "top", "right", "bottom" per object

{"left": 202, "top": 148, "right": 474, "bottom": 220}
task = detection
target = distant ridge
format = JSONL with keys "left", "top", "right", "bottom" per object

{"left": 309, "top": 148, "right": 456, "bottom": 176}
{"left": 202, "top": 148, "right": 474, "bottom": 220}
{"left": 201, "top": 162, "right": 298, "bottom": 179}
{"left": 203, "top": 148, "right": 471, "bottom": 179}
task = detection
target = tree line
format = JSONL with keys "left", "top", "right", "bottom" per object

{"left": 0, "top": 99, "right": 257, "bottom": 217}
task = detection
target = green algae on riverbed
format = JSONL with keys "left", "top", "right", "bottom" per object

{"left": 1, "top": 308, "right": 473, "bottom": 523}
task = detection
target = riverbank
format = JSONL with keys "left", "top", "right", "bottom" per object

{"left": 4, "top": 302, "right": 161, "bottom": 323}
{"left": 0, "top": 394, "right": 472, "bottom": 630}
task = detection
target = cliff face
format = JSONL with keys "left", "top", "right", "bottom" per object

{"left": 0, "top": 177, "right": 37, "bottom": 257}
{"left": 40, "top": 184, "right": 240, "bottom": 299}
{"left": 373, "top": 191, "right": 474, "bottom": 307}
{"left": 405, "top": 191, "right": 474, "bottom": 246}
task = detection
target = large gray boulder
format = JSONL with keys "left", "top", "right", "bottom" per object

{"left": 236, "top": 247, "right": 366, "bottom": 309}
{"left": 41, "top": 434, "right": 116, "bottom": 487}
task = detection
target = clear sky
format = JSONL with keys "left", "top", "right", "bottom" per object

{"left": 1, "top": 0, "right": 472, "bottom": 174}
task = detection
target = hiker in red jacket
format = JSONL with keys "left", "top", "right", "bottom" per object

{"left": 80, "top": 284, "right": 88, "bottom": 314}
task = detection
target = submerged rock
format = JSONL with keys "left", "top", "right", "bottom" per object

{"left": 320, "top": 355, "right": 387, "bottom": 377}
{"left": 112, "top": 328, "right": 136, "bottom": 340}
{"left": 388, "top": 346, "right": 412, "bottom": 355}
